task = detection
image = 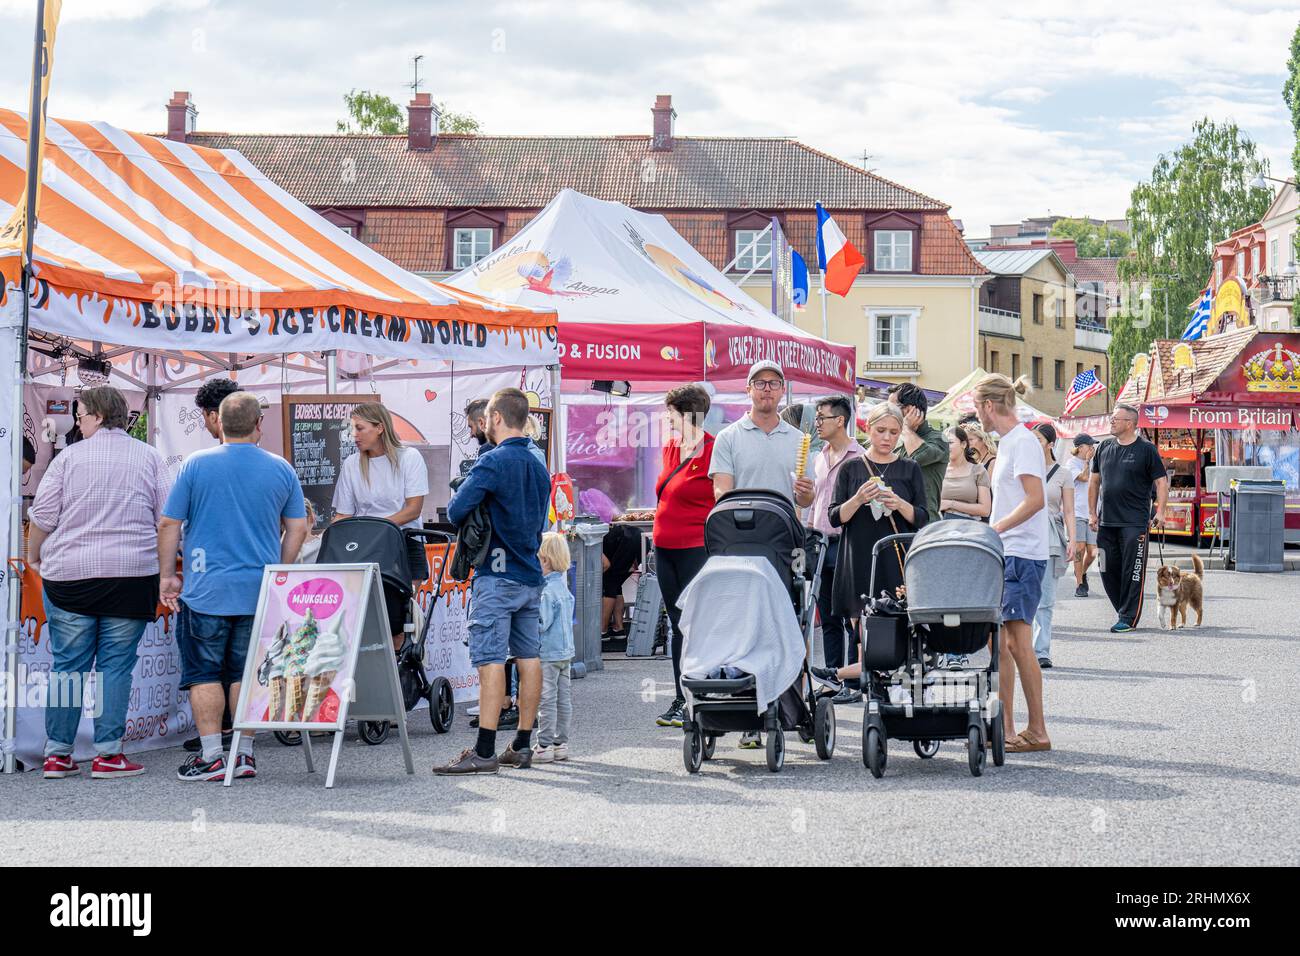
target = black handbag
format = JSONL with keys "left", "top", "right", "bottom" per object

{"left": 449, "top": 502, "right": 492, "bottom": 581}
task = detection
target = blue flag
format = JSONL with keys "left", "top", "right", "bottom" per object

{"left": 1181, "top": 286, "right": 1212, "bottom": 340}
{"left": 791, "top": 248, "right": 809, "bottom": 309}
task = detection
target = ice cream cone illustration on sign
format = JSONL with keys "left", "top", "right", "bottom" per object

{"left": 284, "top": 608, "right": 319, "bottom": 722}
{"left": 303, "top": 617, "right": 347, "bottom": 722}
{"left": 259, "top": 623, "right": 289, "bottom": 721}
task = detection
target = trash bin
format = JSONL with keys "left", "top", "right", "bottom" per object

{"left": 1229, "top": 480, "right": 1285, "bottom": 573}
{"left": 567, "top": 520, "right": 609, "bottom": 677}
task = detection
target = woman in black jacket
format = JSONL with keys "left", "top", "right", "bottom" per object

{"left": 811, "top": 402, "right": 928, "bottom": 688}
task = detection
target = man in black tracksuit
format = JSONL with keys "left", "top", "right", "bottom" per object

{"left": 1088, "top": 404, "right": 1169, "bottom": 633}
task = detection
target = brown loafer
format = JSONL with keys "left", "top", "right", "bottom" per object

{"left": 433, "top": 748, "right": 499, "bottom": 775}
{"left": 499, "top": 745, "right": 533, "bottom": 769}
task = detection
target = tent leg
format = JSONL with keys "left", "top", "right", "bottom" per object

{"left": 549, "top": 364, "right": 565, "bottom": 473}
{"left": 3, "top": 308, "right": 26, "bottom": 774}
{"left": 325, "top": 350, "right": 338, "bottom": 393}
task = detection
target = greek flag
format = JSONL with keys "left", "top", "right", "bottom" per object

{"left": 1181, "top": 287, "right": 1212, "bottom": 340}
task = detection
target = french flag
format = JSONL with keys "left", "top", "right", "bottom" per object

{"left": 816, "top": 202, "right": 865, "bottom": 297}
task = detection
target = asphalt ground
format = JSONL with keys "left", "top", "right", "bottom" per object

{"left": 3, "top": 567, "right": 1297, "bottom": 867}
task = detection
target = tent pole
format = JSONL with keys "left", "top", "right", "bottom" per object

{"left": 325, "top": 350, "right": 338, "bottom": 393}
{"left": 549, "top": 364, "right": 565, "bottom": 473}
{"left": 3, "top": 271, "right": 29, "bottom": 774}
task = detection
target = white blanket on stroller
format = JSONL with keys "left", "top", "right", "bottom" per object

{"left": 678, "top": 556, "right": 805, "bottom": 713}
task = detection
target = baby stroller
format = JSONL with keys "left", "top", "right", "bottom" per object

{"left": 858, "top": 521, "right": 1005, "bottom": 778}
{"left": 272, "top": 517, "right": 456, "bottom": 747}
{"left": 680, "top": 489, "right": 832, "bottom": 773}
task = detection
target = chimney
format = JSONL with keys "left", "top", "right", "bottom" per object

{"left": 651, "top": 94, "right": 676, "bottom": 151}
{"left": 407, "top": 93, "right": 438, "bottom": 150}
{"left": 166, "top": 91, "right": 197, "bottom": 142}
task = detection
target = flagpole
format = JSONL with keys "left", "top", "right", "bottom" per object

{"left": 819, "top": 271, "right": 829, "bottom": 341}
{"left": 4, "top": 0, "right": 52, "bottom": 774}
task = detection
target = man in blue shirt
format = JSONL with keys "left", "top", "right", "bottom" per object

{"left": 436, "top": 387, "right": 550, "bottom": 775}
{"left": 159, "top": 392, "right": 307, "bottom": 782}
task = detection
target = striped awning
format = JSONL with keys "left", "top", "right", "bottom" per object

{"left": 0, "top": 110, "right": 558, "bottom": 365}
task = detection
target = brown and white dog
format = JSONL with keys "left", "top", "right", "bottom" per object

{"left": 1156, "top": 554, "right": 1204, "bottom": 630}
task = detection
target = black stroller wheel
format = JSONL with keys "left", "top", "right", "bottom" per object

{"left": 765, "top": 727, "right": 785, "bottom": 772}
{"left": 429, "top": 677, "right": 454, "bottom": 734}
{"left": 274, "top": 730, "right": 301, "bottom": 747}
{"left": 702, "top": 735, "right": 717, "bottom": 761}
{"left": 967, "top": 726, "right": 986, "bottom": 777}
{"left": 683, "top": 728, "right": 703, "bottom": 774}
{"left": 814, "top": 697, "right": 836, "bottom": 760}
{"left": 864, "top": 726, "right": 887, "bottom": 778}
{"left": 914, "top": 739, "right": 940, "bottom": 759}
{"left": 359, "top": 721, "right": 391, "bottom": 745}
{"left": 990, "top": 714, "right": 1006, "bottom": 768}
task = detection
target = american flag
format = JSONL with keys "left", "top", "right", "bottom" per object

{"left": 1064, "top": 369, "right": 1105, "bottom": 414}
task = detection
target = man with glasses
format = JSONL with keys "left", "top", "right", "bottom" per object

{"left": 710, "top": 361, "right": 814, "bottom": 747}
{"left": 807, "top": 395, "right": 865, "bottom": 702}
{"left": 1088, "top": 404, "right": 1168, "bottom": 633}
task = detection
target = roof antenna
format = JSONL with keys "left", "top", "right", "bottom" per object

{"left": 859, "top": 149, "right": 874, "bottom": 173}
{"left": 409, "top": 54, "right": 424, "bottom": 96}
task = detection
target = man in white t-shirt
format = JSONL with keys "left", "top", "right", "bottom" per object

{"left": 976, "top": 377, "right": 1051, "bottom": 754}
{"left": 1066, "top": 434, "right": 1098, "bottom": 596}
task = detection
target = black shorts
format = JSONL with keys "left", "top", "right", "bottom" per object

{"left": 405, "top": 535, "right": 430, "bottom": 583}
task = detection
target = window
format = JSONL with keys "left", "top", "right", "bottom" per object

{"left": 1011, "top": 353, "right": 1021, "bottom": 380}
{"left": 1054, "top": 296, "right": 1064, "bottom": 329}
{"left": 1055, "top": 360, "right": 1065, "bottom": 390}
{"left": 1291, "top": 232, "right": 1297, "bottom": 268}
{"left": 1252, "top": 246, "right": 1260, "bottom": 278}
{"left": 1076, "top": 362, "right": 1084, "bottom": 376}
{"left": 1032, "top": 294, "right": 1043, "bottom": 324}
{"left": 990, "top": 350, "right": 999, "bottom": 373}
{"left": 1216, "top": 259, "right": 1223, "bottom": 287}
{"left": 1235, "top": 251, "right": 1244, "bottom": 277}
{"left": 874, "top": 313, "right": 911, "bottom": 358}
{"left": 874, "top": 230, "right": 913, "bottom": 272}
{"left": 734, "top": 229, "right": 771, "bottom": 272}
{"left": 337, "top": 224, "right": 355, "bottom": 238}
{"left": 1032, "top": 356, "right": 1043, "bottom": 389}
{"left": 1094, "top": 364, "right": 1101, "bottom": 379}
{"left": 453, "top": 228, "right": 493, "bottom": 268}
{"left": 1273, "top": 239, "right": 1280, "bottom": 275}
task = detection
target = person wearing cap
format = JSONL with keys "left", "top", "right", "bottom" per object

{"left": 1066, "top": 433, "right": 1098, "bottom": 596}
{"left": 709, "top": 360, "right": 814, "bottom": 750}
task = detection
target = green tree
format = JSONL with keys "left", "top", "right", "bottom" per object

{"left": 1048, "top": 217, "right": 1130, "bottom": 258}
{"left": 1114, "top": 118, "right": 1273, "bottom": 391}
{"left": 437, "top": 102, "right": 481, "bottom": 134}
{"left": 336, "top": 90, "right": 482, "bottom": 135}
{"left": 1283, "top": 21, "right": 1300, "bottom": 324}
{"left": 336, "top": 90, "right": 405, "bottom": 134}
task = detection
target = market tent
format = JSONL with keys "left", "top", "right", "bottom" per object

{"left": 928, "top": 367, "right": 1051, "bottom": 426}
{"left": 0, "top": 108, "right": 559, "bottom": 366}
{"left": 445, "top": 188, "right": 856, "bottom": 392}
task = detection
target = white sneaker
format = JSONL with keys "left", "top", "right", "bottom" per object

{"left": 532, "top": 744, "right": 555, "bottom": 764}
{"left": 552, "top": 742, "right": 569, "bottom": 761}
{"left": 467, "top": 705, "right": 480, "bottom": 716}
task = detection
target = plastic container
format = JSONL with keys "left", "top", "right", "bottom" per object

{"left": 567, "top": 520, "right": 609, "bottom": 677}
{"left": 1230, "top": 480, "right": 1285, "bottom": 573}
{"left": 904, "top": 520, "right": 1005, "bottom": 625}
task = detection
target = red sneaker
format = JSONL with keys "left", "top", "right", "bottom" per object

{"left": 43, "top": 754, "right": 81, "bottom": 779}
{"left": 90, "top": 753, "right": 145, "bottom": 779}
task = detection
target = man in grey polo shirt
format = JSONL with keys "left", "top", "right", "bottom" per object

{"left": 711, "top": 361, "right": 816, "bottom": 508}
{"left": 709, "top": 360, "right": 815, "bottom": 750}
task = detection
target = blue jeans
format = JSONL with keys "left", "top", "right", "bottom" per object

{"left": 42, "top": 597, "right": 147, "bottom": 758}
{"left": 1032, "top": 555, "right": 1063, "bottom": 657}
{"left": 467, "top": 575, "right": 542, "bottom": 667}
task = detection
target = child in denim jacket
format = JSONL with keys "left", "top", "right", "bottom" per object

{"left": 534, "top": 533, "right": 576, "bottom": 762}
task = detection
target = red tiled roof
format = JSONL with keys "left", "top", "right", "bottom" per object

{"left": 1146, "top": 326, "right": 1257, "bottom": 401}
{"left": 187, "top": 132, "right": 949, "bottom": 212}
{"left": 1068, "top": 257, "right": 1122, "bottom": 284}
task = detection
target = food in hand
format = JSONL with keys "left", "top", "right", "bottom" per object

{"left": 795, "top": 433, "right": 811, "bottom": 478}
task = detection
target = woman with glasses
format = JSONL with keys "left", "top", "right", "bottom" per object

{"left": 28, "top": 386, "right": 172, "bottom": 780}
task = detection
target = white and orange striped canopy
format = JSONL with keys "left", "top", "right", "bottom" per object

{"left": 0, "top": 109, "right": 558, "bottom": 365}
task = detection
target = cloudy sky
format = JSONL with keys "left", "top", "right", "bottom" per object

{"left": 1, "top": 0, "right": 1296, "bottom": 235}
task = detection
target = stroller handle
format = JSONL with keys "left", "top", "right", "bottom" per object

{"left": 865, "top": 532, "right": 916, "bottom": 605}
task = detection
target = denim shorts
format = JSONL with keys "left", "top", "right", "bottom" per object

{"left": 177, "top": 602, "right": 254, "bottom": 690}
{"left": 1002, "top": 556, "right": 1047, "bottom": 625}
{"left": 467, "top": 575, "right": 543, "bottom": 667}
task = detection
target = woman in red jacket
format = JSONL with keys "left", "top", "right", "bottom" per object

{"left": 652, "top": 383, "right": 716, "bottom": 728}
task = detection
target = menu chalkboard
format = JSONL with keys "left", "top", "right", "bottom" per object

{"left": 282, "top": 394, "right": 380, "bottom": 530}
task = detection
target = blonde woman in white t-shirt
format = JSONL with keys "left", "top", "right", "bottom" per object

{"left": 333, "top": 402, "right": 431, "bottom": 648}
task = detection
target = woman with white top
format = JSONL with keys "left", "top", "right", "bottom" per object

{"left": 333, "top": 402, "right": 430, "bottom": 648}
